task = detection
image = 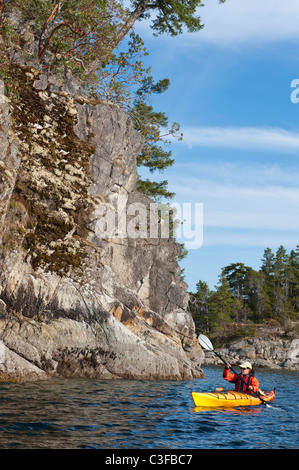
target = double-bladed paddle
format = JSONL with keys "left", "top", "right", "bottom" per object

{"left": 198, "top": 333, "right": 269, "bottom": 406}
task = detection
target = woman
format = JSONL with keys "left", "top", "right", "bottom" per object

{"left": 223, "top": 361, "right": 260, "bottom": 393}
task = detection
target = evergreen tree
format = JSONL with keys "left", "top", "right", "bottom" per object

{"left": 247, "top": 269, "right": 271, "bottom": 321}
{"left": 208, "top": 274, "right": 235, "bottom": 331}
{"left": 222, "top": 263, "right": 252, "bottom": 321}
{"left": 109, "top": 0, "right": 226, "bottom": 55}
{"left": 271, "top": 246, "right": 294, "bottom": 319}
{"left": 189, "top": 281, "right": 210, "bottom": 333}
{"left": 131, "top": 76, "right": 181, "bottom": 201}
{"left": 190, "top": 244, "right": 299, "bottom": 333}
{"left": 261, "top": 247, "right": 275, "bottom": 278}
{"left": 289, "top": 248, "right": 299, "bottom": 311}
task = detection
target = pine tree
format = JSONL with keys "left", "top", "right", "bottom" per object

{"left": 108, "top": 0, "right": 226, "bottom": 54}
{"left": 271, "top": 246, "right": 294, "bottom": 319}
{"left": 208, "top": 274, "right": 235, "bottom": 331}
{"left": 247, "top": 269, "right": 271, "bottom": 321}
{"left": 189, "top": 281, "right": 210, "bottom": 333}
{"left": 190, "top": 244, "right": 299, "bottom": 333}
{"left": 222, "top": 263, "right": 252, "bottom": 322}
{"left": 261, "top": 247, "right": 275, "bottom": 278}
{"left": 131, "top": 76, "right": 180, "bottom": 201}
{"left": 289, "top": 248, "right": 299, "bottom": 311}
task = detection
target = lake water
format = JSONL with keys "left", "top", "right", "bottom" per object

{"left": 0, "top": 366, "right": 297, "bottom": 450}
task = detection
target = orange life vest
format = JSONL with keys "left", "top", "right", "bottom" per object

{"left": 223, "top": 368, "right": 260, "bottom": 392}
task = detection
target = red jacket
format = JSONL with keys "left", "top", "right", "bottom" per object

{"left": 223, "top": 367, "right": 259, "bottom": 392}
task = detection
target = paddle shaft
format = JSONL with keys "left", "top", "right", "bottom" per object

{"left": 211, "top": 350, "right": 267, "bottom": 405}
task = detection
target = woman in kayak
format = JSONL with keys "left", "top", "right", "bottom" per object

{"left": 223, "top": 361, "right": 260, "bottom": 393}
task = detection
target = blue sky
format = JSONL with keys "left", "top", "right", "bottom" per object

{"left": 134, "top": 0, "right": 299, "bottom": 292}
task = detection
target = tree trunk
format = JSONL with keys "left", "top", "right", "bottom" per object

{"left": 106, "top": 0, "right": 151, "bottom": 56}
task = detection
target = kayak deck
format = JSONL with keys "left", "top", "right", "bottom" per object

{"left": 191, "top": 390, "right": 275, "bottom": 408}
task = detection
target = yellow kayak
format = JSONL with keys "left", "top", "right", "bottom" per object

{"left": 191, "top": 390, "right": 276, "bottom": 408}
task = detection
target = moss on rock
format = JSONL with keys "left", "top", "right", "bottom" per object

{"left": 1, "top": 64, "right": 97, "bottom": 275}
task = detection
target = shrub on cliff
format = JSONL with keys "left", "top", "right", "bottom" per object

{"left": 0, "top": 1, "right": 225, "bottom": 201}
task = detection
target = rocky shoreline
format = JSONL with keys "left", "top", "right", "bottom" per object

{"left": 202, "top": 323, "right": 299, "bottom": 370}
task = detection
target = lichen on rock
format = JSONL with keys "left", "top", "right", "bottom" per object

{"left": 0, "top": 59, "right": 204, "bottom": 382}
{"left": 1, "top": 64, "right": 96, "bottom": 274}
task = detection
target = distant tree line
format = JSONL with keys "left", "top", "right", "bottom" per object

{"left": 189, "top": 245, "right": 299, "bottom": 334}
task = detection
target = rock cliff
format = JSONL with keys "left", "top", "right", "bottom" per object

{"left": 0, "top": 58, "right": 204, "bottom": 382}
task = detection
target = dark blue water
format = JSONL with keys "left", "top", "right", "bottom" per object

{"left": 0, "top": 366, "right": 297, "bottom": 449}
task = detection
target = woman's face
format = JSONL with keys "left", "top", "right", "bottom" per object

{"left": 241, "top": 367, "right": 251, "bottom": 375}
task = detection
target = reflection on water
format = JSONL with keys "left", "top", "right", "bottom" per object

{"left": 0, "top": 366, "right": 297, "bottom": 449}
{"left": 193, "top": 405, "right": 262, "bottom": 415}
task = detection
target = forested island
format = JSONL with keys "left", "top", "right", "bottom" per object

{"left": 189, "top": 245, "right": 299, "bottom": 344}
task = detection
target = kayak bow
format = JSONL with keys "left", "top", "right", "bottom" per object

{"left": 191, "top": 390, "right": 276, "bottom": 408}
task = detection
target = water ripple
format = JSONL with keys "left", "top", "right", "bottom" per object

{"left": 0, "top": 367, "right": 297, "bottom": 449}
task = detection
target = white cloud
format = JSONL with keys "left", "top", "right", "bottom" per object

{"left": 173, "top": 180, "right": 299, "bottom": 230}
{"left": 184, "top": 161, "right": 299, "bottom": 188}
{"left": 167, "top": 161, "right": 299, "bottom": 236}
{"left": 179, "top": 127, "right": 299, "bottom": 152}
{"left": 134, "top": 0, "right": 299, "bottom": 46}
{"left": 197, "top": 0, "right": 299, "bottom": 45}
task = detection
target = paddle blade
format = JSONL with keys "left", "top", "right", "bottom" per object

{"left": 198, "top": 334, "right": 214, "bottom": 351}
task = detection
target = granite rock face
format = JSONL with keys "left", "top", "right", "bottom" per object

{"left": 0, "top": 65, "right": 204, "bottom": 382}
